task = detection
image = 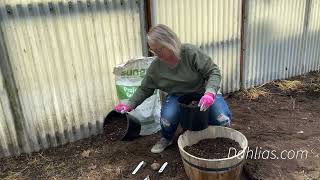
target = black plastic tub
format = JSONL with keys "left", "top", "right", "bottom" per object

{"left": 103, "top": 110, "right": 141, "bottom": 141}
{"left": 178, "top": 93, "right": 209, "bottom": 131}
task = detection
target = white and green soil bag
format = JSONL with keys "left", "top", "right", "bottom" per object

{"left": 113, "top": 57, "right": 161, "bottom": 135}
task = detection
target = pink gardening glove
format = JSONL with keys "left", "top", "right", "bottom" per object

{"left": 114, "top": 103, "right": 131, "bottom": 114}
{"left": 198, "top": 92, "right": 215, "bottom": 111}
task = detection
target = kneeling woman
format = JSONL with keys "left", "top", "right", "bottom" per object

{"left": 114, "top": 24, "right": 231, "bottom": 153}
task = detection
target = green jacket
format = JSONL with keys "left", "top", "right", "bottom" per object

{"left": 128, "top": 43, "right": 221, "bottom": 109}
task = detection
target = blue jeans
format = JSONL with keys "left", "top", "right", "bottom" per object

{"left": 160, "top": 94, "right": 232, "bottom": 140}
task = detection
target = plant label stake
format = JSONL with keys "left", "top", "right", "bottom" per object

{"left": 132, "top": 161, "right": 145, "bottom": 175}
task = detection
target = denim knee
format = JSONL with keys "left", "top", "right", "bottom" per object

{"left": 208, "top": 95, "right": 232, "bottom": 127}
{"left": 160, "top": 95, "right": 180, "bottom": 140}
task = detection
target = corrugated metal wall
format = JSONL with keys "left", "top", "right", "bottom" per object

{"left": 0, "top": 67, "right": 20, "bottom": 157}
{"left": 151, "top": 0, "right": 242, "bottom": 93}
{"left": 0, "top": 0, "right": 145, "bottom": 157}
{"left": 243, "top": 0, "right": 320, "bottom": 88}
{"left": 303, "top": 0, "right": 320, "bottom": 74}
{"left": 1, "top": 0, "right": 320, "bottom": 158}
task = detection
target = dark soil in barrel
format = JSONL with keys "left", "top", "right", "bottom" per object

{"left": 184, "top": 137, "right": 242, "bottom": 159}
{"left": 103, "top": 116, "right": 127, "bottom": 141}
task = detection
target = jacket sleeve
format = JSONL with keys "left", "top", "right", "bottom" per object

{"left": 191, "top": 47, "right": 222, "bottom": 94}
{"left": 127, "top": 69, "right": 156, "bottom": 109}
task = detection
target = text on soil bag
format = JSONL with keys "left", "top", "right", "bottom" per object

{"left": 116, "top": 85, "right": 138, "bottom": 99}
{"left": 121, "top": 69, "right": 147, "bottom": 77}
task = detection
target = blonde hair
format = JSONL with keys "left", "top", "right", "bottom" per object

{"left": 147, "top": 24, "right": 181, "bottom": 59}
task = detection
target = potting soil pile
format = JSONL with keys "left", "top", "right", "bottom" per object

{"left": 184, "top": 137, "right": 242, "bottom": 159}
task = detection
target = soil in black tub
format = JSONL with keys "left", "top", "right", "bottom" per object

{"left": 103, "top": 116, "right": 127, "bottom": 141}
{"left": 184, "top": 137, "right": 242, "bottom": 159}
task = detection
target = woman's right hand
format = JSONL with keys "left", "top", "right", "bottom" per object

{"left": 114, "top": 103, "right": 131, "bottom": 114}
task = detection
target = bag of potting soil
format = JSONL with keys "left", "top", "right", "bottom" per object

{"left": 113, "top": 57, "right": 161, "bottom": 136}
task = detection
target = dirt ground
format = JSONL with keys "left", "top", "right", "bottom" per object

{"left": 1, "top": 71, "right": 320, "bottom": 180}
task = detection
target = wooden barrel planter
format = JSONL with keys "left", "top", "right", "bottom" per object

{"left": 177, "top": 126, "right": 248, "bottom": 180}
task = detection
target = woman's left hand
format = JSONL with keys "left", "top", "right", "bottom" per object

{"left": 198, "top": 92, "right": 215, "bottom": 111}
